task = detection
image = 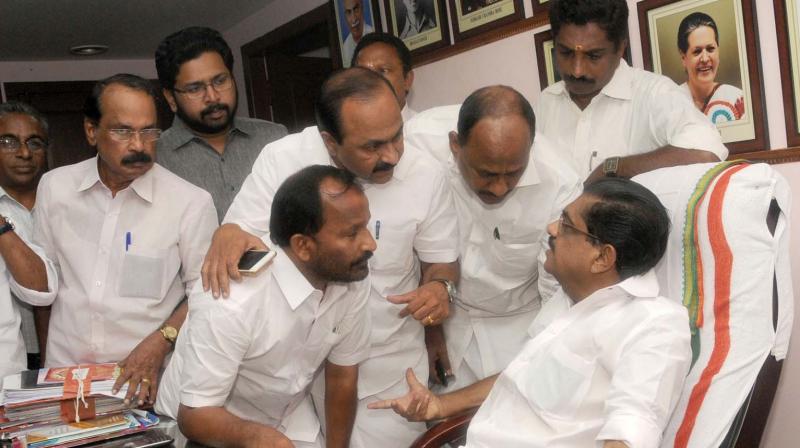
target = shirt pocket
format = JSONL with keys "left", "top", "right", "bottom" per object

{"left": 516, "top": 343, "right": 595, "bottom": 419}
{"left": 488, "top": 237, "right": 540, "bottom": 282}
{"left": 370, "top": 224, "right": 416, "bottom": 275}
{"left": 117, "top": 246, "right": 177, "bottom": 299}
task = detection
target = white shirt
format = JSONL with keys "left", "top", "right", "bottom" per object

{"left": 0, "top": 189, "right": 57, "bottom": 384}
{"left": 156, "top": 247, "right": 371, "bottom": 443}
{"left": 536, "top": 60, "right": 728, "bottom": 177}
{"left": 404, "top": 105, "right": 582, "bottom": 377}
{"left": 401, "top": 104, "right": 417, "bottom": 123}
{"left": 20, "top": 158, "right": 218, "bottom": 367}
{"left": 465, "top": 271, "right": 691, "bottom": 448}
{"left": 224, "top": 126, "right": 459, "bottom": 396}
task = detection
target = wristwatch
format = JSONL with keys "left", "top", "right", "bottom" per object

{"left": 430, "top": 278, "right": 458, "bottom": 303}
{"left": 603, "top": 156, "right": 621, "bottom": 177}
{"left": 0, "top": 216, "right": 14, "bottom": 237}
{"left": 159, "top": 324, "right": 178, "bottom": 345}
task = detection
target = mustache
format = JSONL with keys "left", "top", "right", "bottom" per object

{"left": 373, "top": 161, "right": 395, "bottom": 173}
{"left": 201, "top": 103, "right": 230, "bottom": 119}
{"left": 352, "top": 251, "right": 374, "bottom": 266}
{"left": 563, "top": 75, "right": 594, "bottom": 85}
{"left": 121, "top": 152, "right": 152, "bottom": 165}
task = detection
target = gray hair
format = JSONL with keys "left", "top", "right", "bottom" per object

{"left": 0, "top": 101, "right": 50, "bottom": 137}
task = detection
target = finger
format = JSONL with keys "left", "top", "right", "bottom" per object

{"left": 201, "top": 257, "right": 211, "bottom": 292}
{"left": 406, "top": 367, "right": 424, "bottom": 391}
{"left": 406, "top": 395, "right": 421, "bottom": 419}
{"left": 147, "top": 374, "right": 160, "bottom": 404}
{"left": 208, "top": 257, "right": 221, "bottom": 298}
{"left": 112, "top": 369, "right": 131, "bottom": 395}
{"left": 367, "top": 399, "right": 395, "bottom": 410}
{"left": 136, "top": 377, "right": 150, "bottom": 407}
{"left": 427, "top": 357, "right": 441, "bottom": 385}
{"left": 124, "top": 376, "right": 141, "bottom": 406}
{"left": 411, "top": 303, "right": 436, "bottom": 322}
{"left": 417, "top": 394, "right": 431, "bottom": 419}
{"left": 248, "top": 236, "right": 269, "bottom": 251}
{"left": 386, "top": 292, "right": 413, "bottom": 305}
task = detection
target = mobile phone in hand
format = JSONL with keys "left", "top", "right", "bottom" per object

{"left": 237, "top": 249, "right": 276, "bottom": 276}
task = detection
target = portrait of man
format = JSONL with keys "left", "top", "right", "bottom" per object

{"left": 394, "top": 0, "right": 437, "bottom": 39}
{"left": 641, "top": 0, "right": 758, "bottom": 145}
{"left": 335, "top": 0, "right": 376, "bottom": 67}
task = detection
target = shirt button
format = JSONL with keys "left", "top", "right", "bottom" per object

{"left": 220, "top": 157, "right": 225, "bottom": 162}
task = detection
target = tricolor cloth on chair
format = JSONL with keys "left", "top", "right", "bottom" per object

{"left": 633, "top": 161, "right": 793, "bottom": 448}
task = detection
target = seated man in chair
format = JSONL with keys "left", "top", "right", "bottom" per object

{"left": 370, "top": 178, "right": 692, "bottom": 448}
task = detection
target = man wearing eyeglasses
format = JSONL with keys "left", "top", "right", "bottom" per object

{"left": 0, "top": 101, "right": 57, "bottom": 385}
{"left": 155, "top": 27, "right": 287, "bottom": 222}
{"left": 14, "top": 74, "right": 218, "bottom": 407}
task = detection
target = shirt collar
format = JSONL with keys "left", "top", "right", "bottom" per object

{"left": 571, "top": 269, "right": 660, "bottom": 311}
{"left": 271, "top": 246, "right": 322, "bottom": 311}
{"left": 548, "top": 58, "right": 632, "bottom": 101}
{"left": 77, "top": 156, "right": 155, "bottom": 203}
{"left": 0, "top": 186, "right": 30, "bottom": 211}
{"left": 517, "top": 140, "right": 543, "bottom": 188}
{"left": 160, "top": 115, "right": 250, "bottom": 152}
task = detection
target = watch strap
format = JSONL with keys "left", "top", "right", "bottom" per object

{"left": 0, "top": 216, "right": 14, "bottom": 237}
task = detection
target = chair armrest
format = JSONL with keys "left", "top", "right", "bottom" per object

{"left": 409, "top": 409, "right": 478, "bottom": 448}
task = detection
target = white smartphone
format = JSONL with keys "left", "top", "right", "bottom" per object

{"left": 237, "top": 249, "right": 276, "bottom": 276}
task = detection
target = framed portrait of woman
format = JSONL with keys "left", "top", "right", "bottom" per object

{"left": 638, "top": 0, "right": 767, "bottom": 154}
{"left": 383, "top": 0, "right": 451, "bottom": 59}
{"left": 775, "top": 0, "right": 800, "bottom": 147}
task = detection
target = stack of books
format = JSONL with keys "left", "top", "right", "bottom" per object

{"left": 1, "top": 364, "right": 159, "bottom": 447}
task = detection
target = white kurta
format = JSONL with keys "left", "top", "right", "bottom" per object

{"left": 156, "top": 247, "right": 371, "bottom": 446}
{"left": 0, "top": 189, "right": 58, "bottom": 385}
{"left": 465, "top": 271, "right": 691, "bottom": 448}
{"left": 18, "top": 158, "right": 218, "bottom": 367}
{"left": 404, "top": 105, "right": 582, "bottom": 388}
{"left": 536, "top": 60, "right": 728, "bottom": 177}
{"left": 223, "top": 126, "right": 459, "bottom": 445}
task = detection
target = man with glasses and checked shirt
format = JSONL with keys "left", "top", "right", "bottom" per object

{"left": 14, "top": 74, "right": 218, "bottom": 408}
{"left": 155, "top": 27, "right": 287, "bottom": 222}
{"left": 0, "top": 101, "right": 58, "bottom": 384}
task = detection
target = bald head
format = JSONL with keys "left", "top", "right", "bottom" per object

{"left": 456, "top": 85, "right": 535, "bottom": 147}
{"left": 315, "top": 67, "right": 399, "bottom": 143}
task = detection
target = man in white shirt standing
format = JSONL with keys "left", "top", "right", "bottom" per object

{"left": 157, "top": 165, "right": 374, "bottom": 448}
{"left": 0, "top": 102, "right": 58, "bottom": 385}
{"left": 371, "top": 178, "right": 692, "bottom": 448}
{"left": 537, "top": 0, "right": 728, "bottom": 181}
{"left": 201, "top": 67, "right": 459, "bottom": 447}
{"left": 352, "top": 33, "right": 417, "bottom": 121}
{"left": 404, "top": 86, "right": 582, "bottom": 392}
{"left": 17, "top": 74, "right": 218, "bottom": 407}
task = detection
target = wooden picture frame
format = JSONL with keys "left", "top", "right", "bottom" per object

{"left": 638, "top": 0, "right": 767, "bottom": 154}
{"left": 774, "top": 0, "right": 800, "bottom": 147}
{"left": 447, "top": 0, "right": 525, "bottom": 42}
{"left": 530, "top": 0, "right": 550, "bottom": 16}
{"left": 331, "top": 0, "right": 383, "bottom": 68}
{"left": 382, "top": 0, "right": 451, "bottom": 61}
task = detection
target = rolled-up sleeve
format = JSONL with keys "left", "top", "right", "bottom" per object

{"left": 8, "top": 240, "right": 58, "bottom": 306}
{"left": 650, "top": 89, "right": 729, "bottom": 161}
{"left": 413, "top": 164, "right": 459, "bottom": 263}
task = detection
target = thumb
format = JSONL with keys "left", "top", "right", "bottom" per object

{"left": 406, "top": 367, "right": 423, "bottom": 390}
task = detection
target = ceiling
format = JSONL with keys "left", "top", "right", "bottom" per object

{"left": 0, "top": 0, "right": 277, "bottom": 61}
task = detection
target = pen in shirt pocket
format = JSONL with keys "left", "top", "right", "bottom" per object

{"left": 375, "top": 220, "right": 381, "bottom": 240}
{"left": 125, "top": 232, "right": 131, "bottom": 252}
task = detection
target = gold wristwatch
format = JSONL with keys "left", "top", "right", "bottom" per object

{"left": 159, "top": 324, "right": 178, "bottom": 344}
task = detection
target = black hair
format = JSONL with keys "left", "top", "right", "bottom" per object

{"left": 677, "top": 12, "right": 719, "bottom": 53}
{"left": 582, "top": 177, "right": 670, "bottom": 280}
{"left": 315, "top": 67, "right": 397, "bottom": 143}
{"left": 457, "top": 85, "right": 536, "bottom": 146}
{"left": 550, "top": 0, "right": 629, "bottom": 50}
{"left": 270, "top": 165, "right": 360, "bottom": 247}
{"left": 0, "top": 101, "right": 50, "bottom": 137}
{"left": 352, "top": 32, "right": 413, "bottom": 75}
{"left": 155, "top": 26, "right": 234, "bottom": 90}
{"left": 83, "top": 73, "right": 158, "bottom": 122}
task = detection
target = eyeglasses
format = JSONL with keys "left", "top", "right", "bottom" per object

{"left": 0, "top": 136, "right": 48, "bottom": 153}
{"left": 102, "top": 127, "right": 162, "bottom": 143}
{"left": 172, "top": 74, "right": 233, "bottom": 100}
{"left": 558, "top": 215, "right": 602, "bottom": 242}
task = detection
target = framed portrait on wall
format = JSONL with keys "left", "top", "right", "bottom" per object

{"left": 331, "top": 0, "right": 382, "bottom": 67}
{"left": 447, "top": 0, "right": 525, "bottom": 42}
{"left": 638, "top": 0, "right": 767, "bottom": 154}
{"left": 529, "top": 0, "right": 550, "bottom": 15}
{"left": 775, "top": 0, "right": 800, "bottom": 147}
{"left": 534, "top": 27, "right": 633, "bottom": 89}
{"left": 383, "top": 0, "right": 451, "bottom": 57}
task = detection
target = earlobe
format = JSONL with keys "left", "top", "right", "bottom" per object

{"left": 84, "top": 119, "right": 98, "bottom": 146}
{"left": 448, "top": 131, "right": 461, "bottom": 159}
{"left": 163, "top": 89, "right": 178, "bottom": 113}
{"left": 404, "top": 70, "right": 415, "bottom": 92}
{"left": 289, "top": 234, "right": 315, "bottom": 262}
{"left": 590, "top": 244, "right": 617, "bottom": 275}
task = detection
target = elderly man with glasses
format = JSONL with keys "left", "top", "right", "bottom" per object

{"left": 0, "top": 101, "right": 58, "bottom": 385}
{"left": 14, "top": 74, "right": 218, "bottom": 408}
{"left": 155, "top": 26, "right": 287, "bottom": 222}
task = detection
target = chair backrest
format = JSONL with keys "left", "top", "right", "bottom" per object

{"left": 633, "top": 162, "right": 793, "bottom": 448}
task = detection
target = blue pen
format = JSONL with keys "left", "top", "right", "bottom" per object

{"left": 375, "top": 220, "right": 381, "bottom": 240}
{"left": 125, "top": 232, "right": 131, "bottom": 252}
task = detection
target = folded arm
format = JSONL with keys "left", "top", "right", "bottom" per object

{"left": 178, "top": 404, "right": 294, "bottom": 448}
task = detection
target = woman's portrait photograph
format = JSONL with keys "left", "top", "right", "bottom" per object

{"left": 639, "top": 0, "right": 765, "bottom": 150}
